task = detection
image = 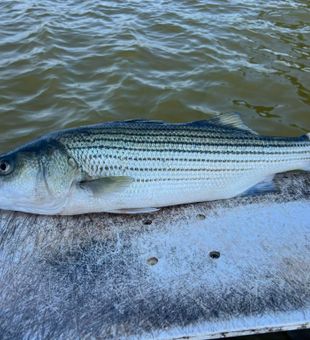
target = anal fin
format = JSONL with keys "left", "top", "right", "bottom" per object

{"left": 106, "top": 207, "right": 160, "bottom": 214}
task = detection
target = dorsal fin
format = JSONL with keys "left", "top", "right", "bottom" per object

{"left": 118, "top": 114, "right": 258, "bottom": 134}
{"left": 207, "top": 112, "right": 258, "bottom": 134}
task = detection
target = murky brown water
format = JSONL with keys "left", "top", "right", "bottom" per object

{"left": 0, "top": 0, "right": 309, "bottom": 153}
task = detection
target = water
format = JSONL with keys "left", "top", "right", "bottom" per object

{"left": 0, "top": 0, "right": 309, "bottom": 153}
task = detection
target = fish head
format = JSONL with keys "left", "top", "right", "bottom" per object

{"left": 0, "top": 138, "right": 79, "bottom": 214}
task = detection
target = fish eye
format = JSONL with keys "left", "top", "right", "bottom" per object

{"left": 0, "top": 160, "right": 12, "bottom": 175}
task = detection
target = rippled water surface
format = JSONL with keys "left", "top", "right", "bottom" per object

{"left": 0, "top": 0, "right": 309, "bottom": 152}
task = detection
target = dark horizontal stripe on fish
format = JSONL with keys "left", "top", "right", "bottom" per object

{"left": 87, "top": 153, "right": 310, "bottom": 164}
{"left": 119, "top": 167, "right": 255, "bottom": 172}
{"left": 79, "top": 128, "right": 254, "bottom": 140}
{"left": 134, "top": 177, "right": 223, "bottom": 182}
{"left": 91, "top": 158, "right": 310, "bottom": 173}
{"left": 85, "top": 124, "right": 279, "bottom": 137}
{"left": 68, "top": 138, "right": 308, "bottom": 150}
{"left": 67, "top": 144, "right": 309, "bottom": 155}
{"left": 68, "top": 130, "right": 306, "bottom": 147}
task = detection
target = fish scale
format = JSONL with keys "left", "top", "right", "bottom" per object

{"left": 52, "top": 116, "right": 310, "bottom": 214}
{"left": 60, "top": 126, "right": 309, "bottom": 178}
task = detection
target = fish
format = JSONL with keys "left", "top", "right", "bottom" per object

{"left": 0, "top": 113, "right": 309, "bottom": 215}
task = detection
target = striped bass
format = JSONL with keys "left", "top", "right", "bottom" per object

{"left": 0, "top": 113, "right": 309, "bottom": 215}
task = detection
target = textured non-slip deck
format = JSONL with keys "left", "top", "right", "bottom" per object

{"left": 0, "top": 172, "right": 309, "bottom": 339}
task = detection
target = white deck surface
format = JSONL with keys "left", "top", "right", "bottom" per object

{"left": 0, "top": 172, "right": 309, "bottom": 339}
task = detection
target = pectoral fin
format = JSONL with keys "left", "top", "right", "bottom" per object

{"left": 80, "top": 176, "right": 134, "bottom": 196}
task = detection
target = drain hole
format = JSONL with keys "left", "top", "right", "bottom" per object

{"left": 147, "top": 257, "right": 158, "bottom": 265}
{"left": 196, "top": 214, "right": 206, "bottom": 220}
{"left": 143, "top": 219, "right": 152, "bottom": 225}
{"left": 209, "top": 251, "right": 220, "bottom": 259}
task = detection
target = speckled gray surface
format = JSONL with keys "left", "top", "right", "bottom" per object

{"left": 0, "top": 172, "right": 309, "bottom": 339}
